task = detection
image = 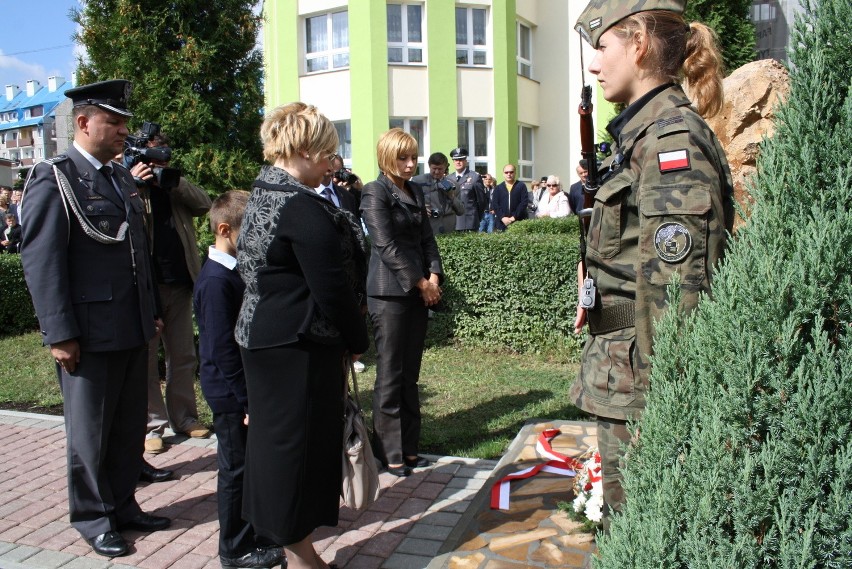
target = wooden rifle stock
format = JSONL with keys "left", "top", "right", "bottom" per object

{"left": 578, "top": 85, "right": 599, "bottom": 234}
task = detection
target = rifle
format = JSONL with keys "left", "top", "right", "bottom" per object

{"left": 577, "top": 84, "right": 599, "bottom": 310}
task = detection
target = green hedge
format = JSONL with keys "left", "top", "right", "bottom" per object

{"left": 1, "top": 216, "right": 586, "bottom": 358}
{"left": 0, "top": 255, "right": 38, "bottom": 336}
{"left": 428, "top": 216, "right": 584, "bottom": 357}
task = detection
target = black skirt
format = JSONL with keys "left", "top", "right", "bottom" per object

{"left": 240, "top": 341, "right": 345, "bottom": 545}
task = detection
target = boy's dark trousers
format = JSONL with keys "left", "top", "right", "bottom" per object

{"left": 213, "top": 411, "right": 254, "bottom": 557}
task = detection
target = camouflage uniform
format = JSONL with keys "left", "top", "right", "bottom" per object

{"left": 569, "top": 83, "right": 733, "bottom": 517}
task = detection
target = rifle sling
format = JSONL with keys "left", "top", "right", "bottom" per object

{"left": 587, "top": 301, "right": 635, "bottom": 335}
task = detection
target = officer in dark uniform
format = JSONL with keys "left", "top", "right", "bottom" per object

{"left": 449, "top": 147, "right": 487, "bottom": 231}
{"left": 20, "top": 79, "right": 170, "bottom": 558}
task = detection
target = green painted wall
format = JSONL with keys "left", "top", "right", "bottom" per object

{"left": 426, "top": 2, "right": 458, "bottom": 156}
{"left": 349, "top": 0, "right": 389, "bottom": 179}
{"left": 263, "top": 0, "right": 299, "bottom": 107}
{"left": 492, "top": 0, "right": 518, "bottom": 171}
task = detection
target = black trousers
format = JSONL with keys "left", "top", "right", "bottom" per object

{"left": 368, "top": 295, "right": 428, "bottom": 465}
{"left": 60, "top": 346, "right": 148, "bottom": 539}
{"left": 212, "top": 411, "right": 254, "bottom": 557}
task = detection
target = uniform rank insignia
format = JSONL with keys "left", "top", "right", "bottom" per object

{"left": 99, "top": 220, "right": 110, "bottom": 232}
{"left": 654, "top": 222, "right": 692, "bottom": 263}
{"left": 658, "top": 149, "right": 690, "bottom": 172}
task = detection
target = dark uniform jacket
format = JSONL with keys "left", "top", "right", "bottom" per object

{"left": 570, "top": 83, "right": 733, "bottom": 420}
{"left": 21, "top": 145, "right": 158, "bottom": 351}
{"left": 451, "top": 169, "right": 486, "bottom": 230}
{"left": 360, "top": 174, "right": 443, "bottom": 297}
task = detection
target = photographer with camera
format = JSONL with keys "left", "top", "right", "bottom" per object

{"left": 126, "top": 126, "right": 213, "bottom": 455}
{"left": 410, "top": 152, "right": 464, "bottom": 236}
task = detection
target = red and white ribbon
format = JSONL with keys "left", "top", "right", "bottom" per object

{"left": 490, "top": 429, "right": 585, "bottom": 510}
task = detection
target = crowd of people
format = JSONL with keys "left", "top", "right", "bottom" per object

{"left": 15, "top": 0, "right": 733, "bottom": 567}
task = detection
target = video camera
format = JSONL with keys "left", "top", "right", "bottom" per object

{"left": 334, "top": 168, "right": 359, "bottom": 186}
{"left": 123, "top": 121, "right": 182, "bottom": 189}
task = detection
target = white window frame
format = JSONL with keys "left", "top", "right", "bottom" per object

{"left": 389, "top": 117, "right": 426, "bottom": 175}
{"left": 387, "top": 3, "right": 425, "bottom": 65}
{"left": 517, "top": 21, "right": 532, "bottom": 78}
{"left": 455, "top": 7, "right": 488, "bottom": 67}
{"left": 305, "top": 11, "right": 350, "bottom": 74}
{"left": 519, "top": 125, "right": 534, "bottom": 181}
{"left": 457, "top": 118, "right": 489, "bottom": 174}
{"left": 333, "top": 120, "right": 352, "bottom": 161}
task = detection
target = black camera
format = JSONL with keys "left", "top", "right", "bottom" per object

{"left": 334, "top": 168, "right": 358, "bottom": 185}
{"left": 429, "top": 209, "right": 441, "bottom": 218}
{"left": 123, "top": 121, "right": 181, "bottom": 189}
{"left": 436, "top": 179, "right": 454, "bottom": 192}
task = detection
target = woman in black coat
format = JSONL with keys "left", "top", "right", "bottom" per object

{"left": 360, "top": 128, "right": 443, "bottom": 477}
{"left": 235, "top": 102, "right": 369, "bottom": 569}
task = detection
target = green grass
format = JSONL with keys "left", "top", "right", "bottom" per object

{"left": 0, "top": 331, "right": 586, "bottom": 459}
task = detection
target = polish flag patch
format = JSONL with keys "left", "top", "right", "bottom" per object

{"left": 658, "top": 149, "right": 690, "bottom": 172}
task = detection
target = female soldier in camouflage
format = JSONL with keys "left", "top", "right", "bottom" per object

{"left": 570, "top": 0, "right": 734, "bottom": 527}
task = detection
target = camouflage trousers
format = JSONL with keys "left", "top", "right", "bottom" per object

{"left": 597, "top": 417, "right": 631, "bottom": 531}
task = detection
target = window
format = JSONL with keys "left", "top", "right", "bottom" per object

{"left": 457, "top": 119, "right": 489, "bottom": 174}
{"left": 455, "top": 7, "right": 487, "bottom": 66}
{"left": 517, "top": 22, "right": 532, "bottom": 78}
{"left": 389, "top": 117, "right": 425, "bottom": 174}
{"left": 751, "top": 3, "right": 777, "bottom": 22}
{"left": 519, "top": 125, "right": 534, "bottom": 180}
{"left": 333, "top": 120, "right": 351, "bottom": 161}
{"left": 387, "top": 4, "right": 423, "bottom": 64}
{"left": 305, "top": 11, "right": 349, "bottom": 73}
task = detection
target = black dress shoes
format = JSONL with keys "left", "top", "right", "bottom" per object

{"left": 118, "top": 512, "right": 171, "bottom": 532}
{"left": 88, "top": 530, "right": 128, "bottom": 557}
{"left": 386, "top": 464, "right": 412, "bottom": 477}
{"left": 140, "top": 461, "right": 174, "bottom": 483}
{"left": 404, "top": 455, "right": 430, "bottom": 468}
{"left": 220, "top": 545, "right": 286, "bottom": 568}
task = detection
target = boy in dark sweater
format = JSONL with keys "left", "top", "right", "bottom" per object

{"left": 193, "top": 191, "right": 284, "bottom": 569}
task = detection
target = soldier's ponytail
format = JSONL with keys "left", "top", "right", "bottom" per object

{"left": 682, "top": 22, "right": 724, "bottom": 118}
{"left": 613, "top": 11, "right": 725, "bottom": 118}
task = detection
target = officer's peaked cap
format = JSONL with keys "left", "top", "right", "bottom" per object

{"left": 450, "top": 147, "right": 468, "bottom": 160}
{"left": 65, "top": 79, "right": 133, "bottom": 118}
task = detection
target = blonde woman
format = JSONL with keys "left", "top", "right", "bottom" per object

{"left": 236, "top": 102, "right": 368, "bottom": 569}
{"left": 360, "top": 129, "right": 443, "bottom": 477}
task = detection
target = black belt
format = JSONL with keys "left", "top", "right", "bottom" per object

{"left": 587, "top": 301, "right": 635, "bottom": 335}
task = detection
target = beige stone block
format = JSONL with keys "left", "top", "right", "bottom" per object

{"left": 484, "top": 560, "right": 530, "bottom": 568}
{"left": 557, "top": 533, "right": 597, "bottom": 550}
{"left": 529, "top": 540, "right": 589, "bottom": 567}
{"left": 513, "top": 477, "right": 572, "bottom": 497}
{"left": 457, "top": 535, "right": 488, "bottom": 551}
{"left": 550, "top": 512, "right": 586, "bottom": 534}
{"left": 558, "top": 424, "right": 585, "bottom": 435}
{"left": 482, "top": 509, "right": 550, "bottom": 533}
{"left": 449, "top": 552, "right": 486, "bottom": 569}
{"left": 495, "top": 542, "right": 531, "bottom": 562}
{"left": 532, "top": 423, "right": 555, "bottom": 433}
{"left": 489, "top": 528, "right": 558, "bottom": 552}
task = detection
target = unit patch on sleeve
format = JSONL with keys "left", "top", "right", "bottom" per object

{"left": 657, "top": 149, "right": 690, "bottom": 172}
{"left": 654, "top": 222, "right": 692, "bottom": 263}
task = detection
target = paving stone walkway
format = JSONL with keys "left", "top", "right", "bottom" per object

{"left": 0, "top": 411, "right": 597, "bottom": 569}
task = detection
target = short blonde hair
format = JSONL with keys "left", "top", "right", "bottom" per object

{"left": 260, "top": 102, "right": 338, "bottom": 163}
{"left": 376, "top": 128, "right": 418, "bottom": 177}
{"left": 547, "top": 175, "right": 561, "bottom": 187}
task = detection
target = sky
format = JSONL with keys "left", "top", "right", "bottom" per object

{"left": 0, "top": 0, "right": 84, "bottom": 92}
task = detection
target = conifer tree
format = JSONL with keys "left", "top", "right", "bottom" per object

{"left": 71, "top": 0, "right": 264, "bottom": 194}
{"left": 594, "top": 0, "right": 852, "bottom": 566}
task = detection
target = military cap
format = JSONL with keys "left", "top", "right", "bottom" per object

{"left": 65, "top": 79, "right": 133, "bottom": 117}
{"left": 575, "top": 0, "right": 686, "bottom": 48}
{"left": 449, "top": 147, "right": 468, "bottom": 160}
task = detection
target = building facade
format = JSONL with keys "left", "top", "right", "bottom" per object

{"left": 0, "top": 76, "right": 72, "bottom": 176}
{"left": 262, "top": 0, "right": 602, "bottom": 184}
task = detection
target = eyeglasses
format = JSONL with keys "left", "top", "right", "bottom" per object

{"left": 546, "top": 183, "right": 559, "bottom": 187}
{"left": 325, "top": 153, "right": 338, "bottom": 162}
{"left": 503, "top": 171, "right": 515, "bottom": 175}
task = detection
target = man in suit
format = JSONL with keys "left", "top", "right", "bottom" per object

{"left": 20, "top": 80, "right": 170, "bottom": 558}
{"left": 411, "top": 152, "right": 464, "bottom": 236}
{"left": 315, "top": 159, "right": 359, "bottom": 220}
{"left": 568, "top": 159, "right": 589, "bottom": 216}
{"left": 449, "top": 147, "right": 486, "bottom": 231}
{"left": 493, "top": 164, "right": 529, "bottom": 231}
